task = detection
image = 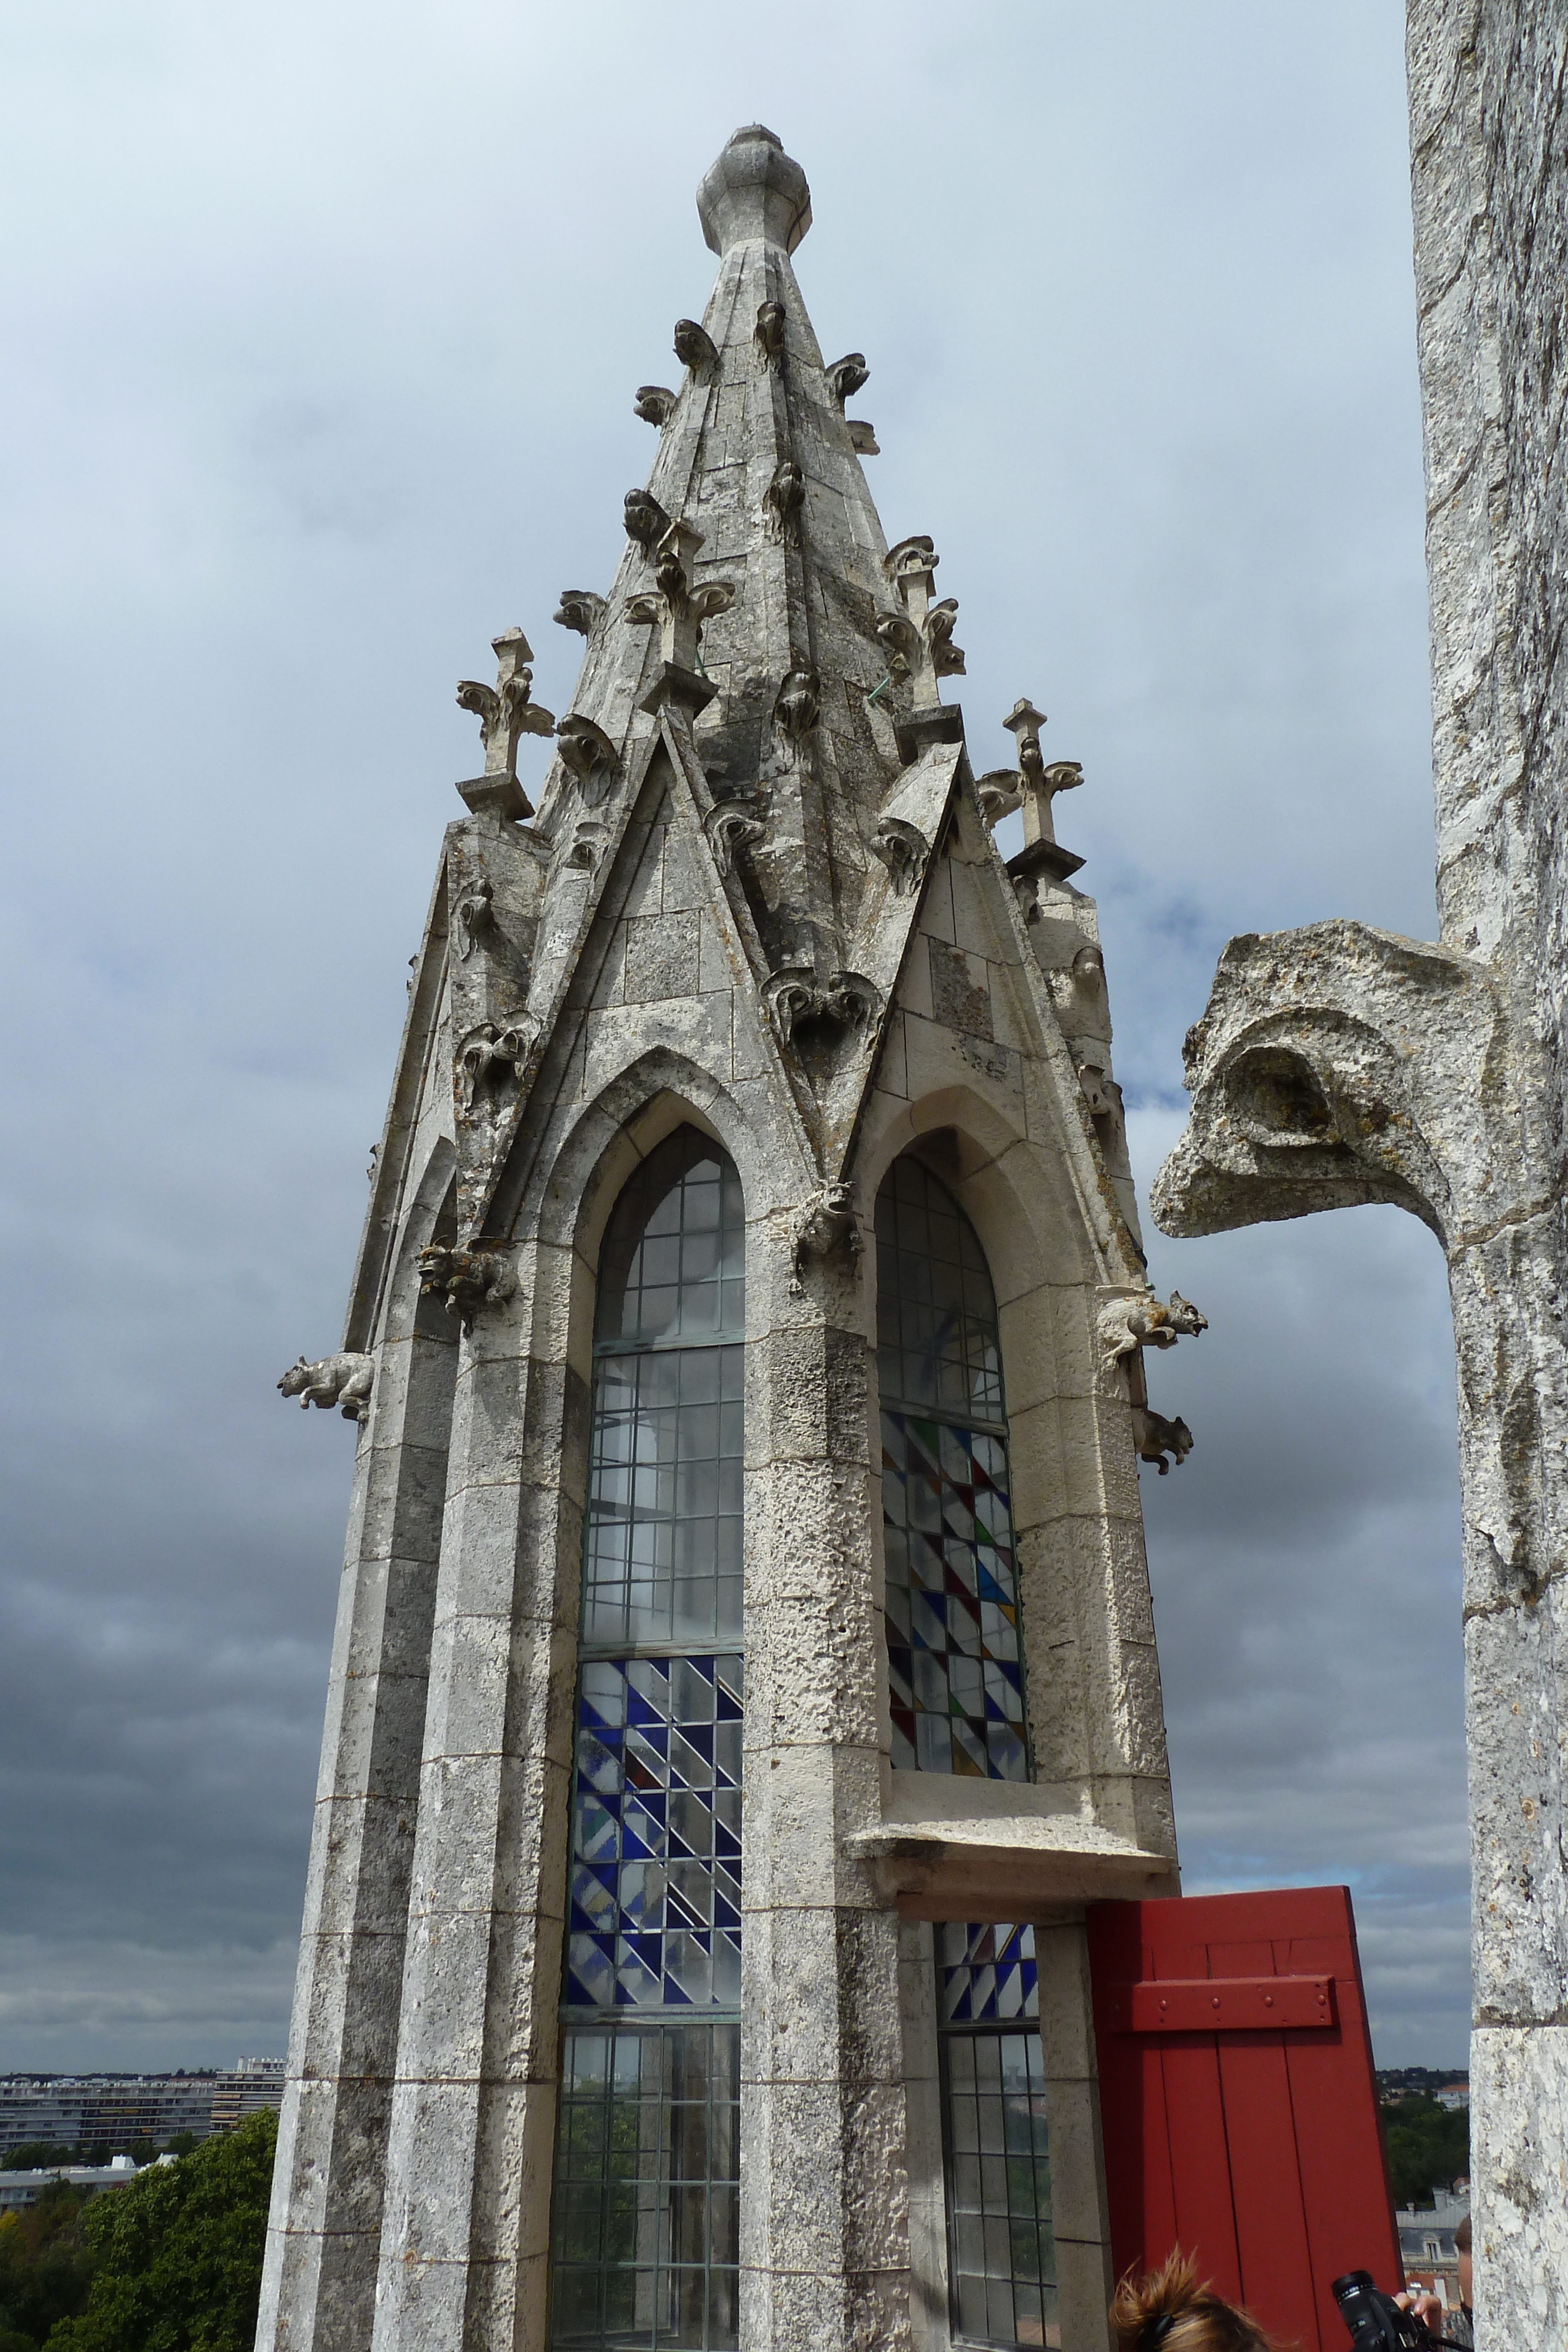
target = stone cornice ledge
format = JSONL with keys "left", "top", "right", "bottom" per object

{"left": 849, "top": 1771, "right": 1178, "bottom": 1916}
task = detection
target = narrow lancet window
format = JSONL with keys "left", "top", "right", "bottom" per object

{"left": 938, "top": 1924, "right": 1057, "bottom": 2348}
{"left": 876, "top": 1154, "right": 1027, "bottom": 1779}
{"left": 549, "top": 1128, "right": 744, "bottom": 2352}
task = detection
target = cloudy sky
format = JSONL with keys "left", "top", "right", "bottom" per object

{"left": 0, "top": 2, "right": 1466, "bottom": 2074}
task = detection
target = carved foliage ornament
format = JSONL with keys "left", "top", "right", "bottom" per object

{"left": 704, "top": 799, "right": 767, "bottom": 878}
{"left": 624, "top": 487, "right": 671, "bottom": 554}
{"left": 278, "top": 1352, "right": 374, "bottom": 1425}
{"left": 555, "top": 714, "right": 621, "bottom": 808}
{"left": 764, "top": 459, "right": 805, "bottom": 544}
{"left": 674, "top": 318, "right": 718, "bottom": 374}
{"left": 554, "top": 590, "right": 606, "bottom": 637}
{"left": 453, "top": 876, "right": 493, "bottom": 959}
{"left": 870, "top": 816, "right": 928, "bottom": 896}
{"left": 754, "top": 302, "right": 785, "bottom": 365}
{"left": 773, "top": 667, "right": 819, "bottom": 747}
{"left": 634, "top": 386, "right": 677, "bottom": 425}
{"left": 825, "top": 352, "right": 869, "bottom": 405}
{"left": 418, "top": 1243, "right": 517, "bottom": 1335}
{"left": 790, "top": 1181, "right": 861, "bottom": 1296}
{"left": 763, "top": 966, "right": 880, "bottom": 1049}
{"left": 456, "top": 1014, "right": 539, "bottom": 1111}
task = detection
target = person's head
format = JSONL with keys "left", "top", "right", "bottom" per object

{"left": 1110, "top": 2250, "right": 1279, "bottom": 2352}
{"left": 1453, "top": 2215, "right": 1472, "bottom": 2306}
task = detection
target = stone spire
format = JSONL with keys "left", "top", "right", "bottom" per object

{"left": 531, "top": 125, "right": 948, "bottom": 1106}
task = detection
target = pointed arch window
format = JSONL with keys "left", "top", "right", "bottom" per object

{"left": 549, "top": 1128, "right": 744, "bottom": 2352}
{"left": 876, "top": 1154, "right": 1028, "bottom": 1780}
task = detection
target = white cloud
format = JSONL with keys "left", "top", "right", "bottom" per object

{"left": 0, "top": 3, "right": 1466, "bottom": 2069}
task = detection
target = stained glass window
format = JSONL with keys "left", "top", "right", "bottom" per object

{"left": 550, "top": 1129, "right": 745, "bottom": 2352}
{"left": 939, "top": 1923, "right": 1058, "bottom": 2350}
{"left": 876, "top": 1155, "right": 1028, "bottom": 1780}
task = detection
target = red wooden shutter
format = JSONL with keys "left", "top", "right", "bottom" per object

{"left": 1086, "top": 1887, "right": 1402, "bottom": 2352}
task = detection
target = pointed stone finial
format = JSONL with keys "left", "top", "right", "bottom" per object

{"left": 878, "top": 537, "right": 964, "bottom": 715}
{"left": 697, "top": 125, "right": 811, "bottom": 256}
{"left": 454, "top": 629, "right": 554, "bottom": 818}
{"left": 624, "top": 519, "right": 736, "bottom": 706}
{"left": 1004, "top": 698, "right": 1082, "bottom": 846}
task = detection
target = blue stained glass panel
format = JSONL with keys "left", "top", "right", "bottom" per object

{"left": 567, "top": 1655, "right": 743, "bottom": 2011}
{"left": 937, "top": 1922, "right": 1039, "bottom": 2024}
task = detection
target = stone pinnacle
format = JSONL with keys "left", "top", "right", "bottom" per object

{"left": 697, "top": 123, "right": 811, "bottom": 256}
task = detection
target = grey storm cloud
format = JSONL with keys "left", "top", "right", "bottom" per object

{"left": 0, "top": 1, "right": 1466, "bottom": 2067}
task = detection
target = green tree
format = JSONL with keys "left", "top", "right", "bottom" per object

{"left": 3, "top": 2151, "right": 81, "bottom": 2175}
{"left": 0, "top": 2183, "right": 98, "bottom": 2350}
{"left": 42, "top": 2109, "right": 276, "bottom": 2352}
{"left": 1381, "top": 2094, "right": 1471, "bottom": 2210}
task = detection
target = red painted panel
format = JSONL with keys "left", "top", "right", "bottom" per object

{"left": 1086, "top": 1887, "right": 1402, "bottom": 2352}
{"left": 1115, "top": 1975, "right": 1336, "bottom": 2032}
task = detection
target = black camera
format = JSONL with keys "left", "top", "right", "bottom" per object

{"left": 1332, "top": 2270, "right": 1443, "bottom": 2352}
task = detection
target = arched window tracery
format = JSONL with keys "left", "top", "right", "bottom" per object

{"left": 549, "top": 1127, "right": 744, "bottom": 2352}
{"left": 876, "top": 1153, "right": 1028, "bottom": 1781}
{"left": 877, "top": 1151, "right": 1057, "bottom": 2350}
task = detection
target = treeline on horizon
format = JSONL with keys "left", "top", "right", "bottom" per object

{"left": 0, "top": 2109, "right": 275, "bottom": 2352}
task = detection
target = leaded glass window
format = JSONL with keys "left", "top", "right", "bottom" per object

{"left": 550, "top": 1128, "right": 744, "bottom": 2352}
{"left": 876, "top": 1155, "right": 1027, "bottom": 1779}
{"left": 939, "top": 1924, "right": 1058, "bottom": 2350}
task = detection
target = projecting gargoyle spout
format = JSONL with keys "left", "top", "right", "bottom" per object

{"left": 1149, "top": 918, "right": 1509, "bottom": 1251}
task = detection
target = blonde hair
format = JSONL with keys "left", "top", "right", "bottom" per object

{"left": 1110, "top": 2249, "right": 1283, "bottom": 2352}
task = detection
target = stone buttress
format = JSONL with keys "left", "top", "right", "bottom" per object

{"left": 259, "top": 127, "right": 1188, "bottom": 2352}
{"left": 1152, "top": 9, "right": 1568, "bottom": 2341}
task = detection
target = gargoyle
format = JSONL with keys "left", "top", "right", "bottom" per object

{"left": 754, "top": 301, "right": 785, "bottom": 365}
{"left": 1131, "top": 1404, "right": 1193, "bottom": 1475}
{"left": 417, "top": 1244, "right": 516, "bottom": 1335}
{"left": 278, "top": 1352, "right": 375, "bottom": 1424}
{"left": 870, "top": 817, "right": 928, "bottom": 896}
{"left": 624, "top": 488, "right": 671, "bottom": 555}
{"left": 555, "top": 714, "right": 621, "bottom": 808}
{"left": 790, "top": 1182, "right": 862, "bottom": 1295}
{"left": 553, "top": 590, "right": 606, "bottom": 637}
{"left": 674, "top": 318, "right": 718, "bottom": 374}
{"left": 456, "top": 629, "right": 556, "bottom": 776}
{"left": 453, "top": 877, "right": 493, "bottom": 960}
{"left": 634, "top": 386, "right": 676, "bottom": 425}
{"left": 705, "top": 800, "right": 767, "bottom": 878}
{"left": 1098, "top": 1288, "right": 1209, "bottom": 1372}
{"left": 764, "top": 460, "right": 805, "bottom": 544}
{"left": 825, "top": 352, "right": 870, "bottom": 405}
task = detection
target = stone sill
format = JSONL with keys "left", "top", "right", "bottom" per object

{"left": 848, "top": 1769, "right": 1178, "bottom": 1916}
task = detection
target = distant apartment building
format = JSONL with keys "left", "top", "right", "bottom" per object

{"left": 0, "top": 2060, "right": 283, "bottom": 2156}
{"left": 1398, "top": 2187, "right": 1470, "bottom": 2313}
{"left": 0, "top": 2155, "right": 143, "bottom": 2213}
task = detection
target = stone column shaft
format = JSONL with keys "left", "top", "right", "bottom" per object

{"left": 369, "top": 1252, "right": 583, "bottom": 2352}
{"left": 741, "top": 1301, "right": 913, "bottom": 2352}
{"left": 258, "top": 1305, "right": 457, "bottom": 2352}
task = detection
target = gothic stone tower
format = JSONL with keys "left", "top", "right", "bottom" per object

{"left": 260, "top": 126, "right": 1189, "bottom": 2352}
